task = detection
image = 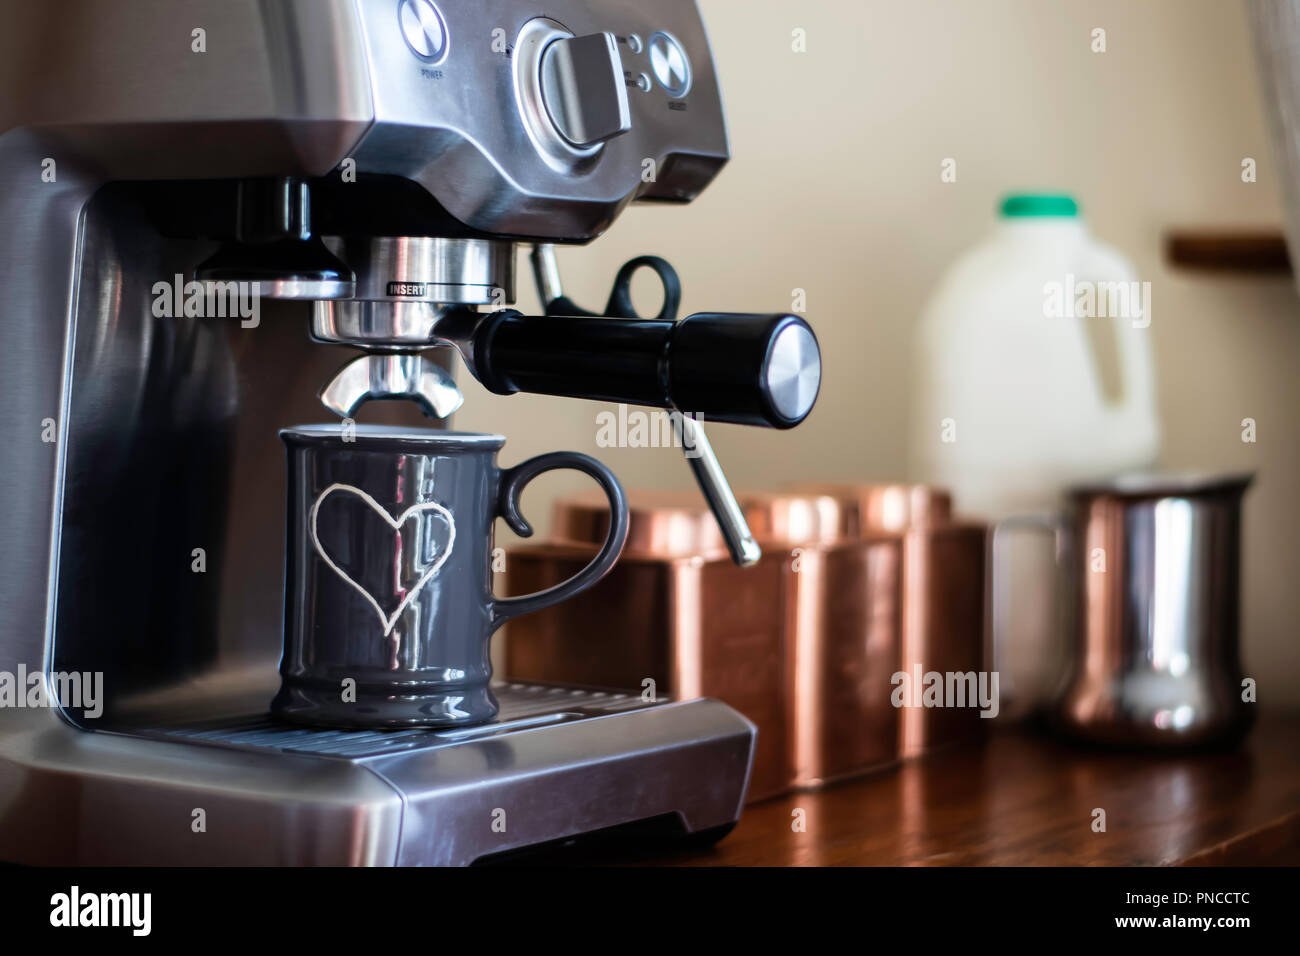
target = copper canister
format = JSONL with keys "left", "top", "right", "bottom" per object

{"left": 788, "top": 484, "right": 987, "bottom": 759}
{"left": 742, "top": 493, "right": 905, "bottom": 788}
{"left": 504, "top": 489, "right": 909, "bottom": 799}
{"left": 502, "top": 491, "right": 795, "bottom": 801}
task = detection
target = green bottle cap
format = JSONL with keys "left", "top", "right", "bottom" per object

{"left": 999, "top": 193, "right": 1079, "bottom": 217}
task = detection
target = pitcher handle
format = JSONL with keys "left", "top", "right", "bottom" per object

{"left": 988, "top": 513, "right": 1069, "bottom": 705}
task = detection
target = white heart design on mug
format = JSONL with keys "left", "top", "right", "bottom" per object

{"left": 309, "top": 482, "right": 457, "bottom": 638}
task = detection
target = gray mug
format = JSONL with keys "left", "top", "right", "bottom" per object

{"left": 273, "top": 425, "right": 629, "bottom": 728}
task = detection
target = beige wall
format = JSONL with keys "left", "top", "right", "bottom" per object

{"left": 473, "top": 0, "right": 1300, "bottom": 703}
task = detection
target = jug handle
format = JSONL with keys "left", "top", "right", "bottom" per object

{"left": 1080, "top": 248, "right": 1157, "bottom": 426}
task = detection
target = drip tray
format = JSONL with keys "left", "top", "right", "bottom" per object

{"left": 128, "top": 682, "right": 657, "bottom": 761}
{"left": 8, "top": 682, "right": 755, "bottom": 864}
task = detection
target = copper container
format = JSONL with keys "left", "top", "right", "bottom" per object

{"left": 741, "top": 492, "right": 904, "bottom": 788}
{"left": 789, "top": 484, "right": 987, "bottom": 759}
{"left": 503, "top": 491, "right": 794, "bottom": 801}
{"left": 505, "top": 488, "right": 910, "bottom": 799}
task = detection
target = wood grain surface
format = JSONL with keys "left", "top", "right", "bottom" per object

{"left": 656, "top": 709, "right": 1300, "bottom": 866}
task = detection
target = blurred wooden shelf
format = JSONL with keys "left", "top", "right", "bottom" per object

{"left": 1165, "top": 229, "right": 1291, "bottom": 274}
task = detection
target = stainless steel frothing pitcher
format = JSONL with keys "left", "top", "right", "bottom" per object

{"left": 994, "top": 474, "right": 1256, "bottom": 748}
{"left": 1052, "top": 474, "right": 1256, "bottom": 748}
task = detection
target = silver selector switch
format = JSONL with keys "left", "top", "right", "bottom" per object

{"left": 540, "top": 33, "right": 631, "bottom": 148}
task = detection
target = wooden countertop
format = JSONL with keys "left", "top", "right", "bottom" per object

{"left": 663, "top": 710, "right": 1300, "bottom": 866}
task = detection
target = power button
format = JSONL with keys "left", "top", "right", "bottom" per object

{"left": 399, "top": 0, "right": 449, "bottom": 64}
{"left": 648, "top": 32, "right": 691, "bottom": 97}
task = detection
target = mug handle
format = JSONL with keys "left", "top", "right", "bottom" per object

{"left": 489, "top": 451, "right": 629, "bottom": 629}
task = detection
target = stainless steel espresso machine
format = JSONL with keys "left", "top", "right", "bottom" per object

{"left": 0, "top": 0, "right": 821, "bottom": 864}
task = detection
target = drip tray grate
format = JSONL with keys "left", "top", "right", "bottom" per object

{"left": 127, "top": 682, "right": 655, "bottom": 760}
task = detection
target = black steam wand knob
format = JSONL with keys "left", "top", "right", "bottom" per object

{"left": 468, "top": 310, "right": 822, "bottom": 429}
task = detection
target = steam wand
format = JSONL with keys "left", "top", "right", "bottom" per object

{"left": 525, "top": 245, "right": 764, "bottom": 566}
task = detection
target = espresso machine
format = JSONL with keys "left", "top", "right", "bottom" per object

{"left": 0, "top": 0, "right": 821, "bottom": 864}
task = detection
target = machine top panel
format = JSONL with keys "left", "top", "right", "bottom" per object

{"left": 0, "top": 0, "right": 729, "bottom": 242}
{"left": 350, "top": 0, "right": 730, "bottom": 239}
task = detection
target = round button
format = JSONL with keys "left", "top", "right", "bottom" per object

{"left": 636, "top": 72, "right": 652, "bottom": 93}
{"left": 399, "top": 0, "right": 449, "bottom": 63}
{"left": 648, "top": 31, "right": 691, "bottom": 97}
{"left": 764, "top": 320, "right": 821, "bottom": 423}
{"left": 626, "top": 33, "right": 644, "bottom": 54}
